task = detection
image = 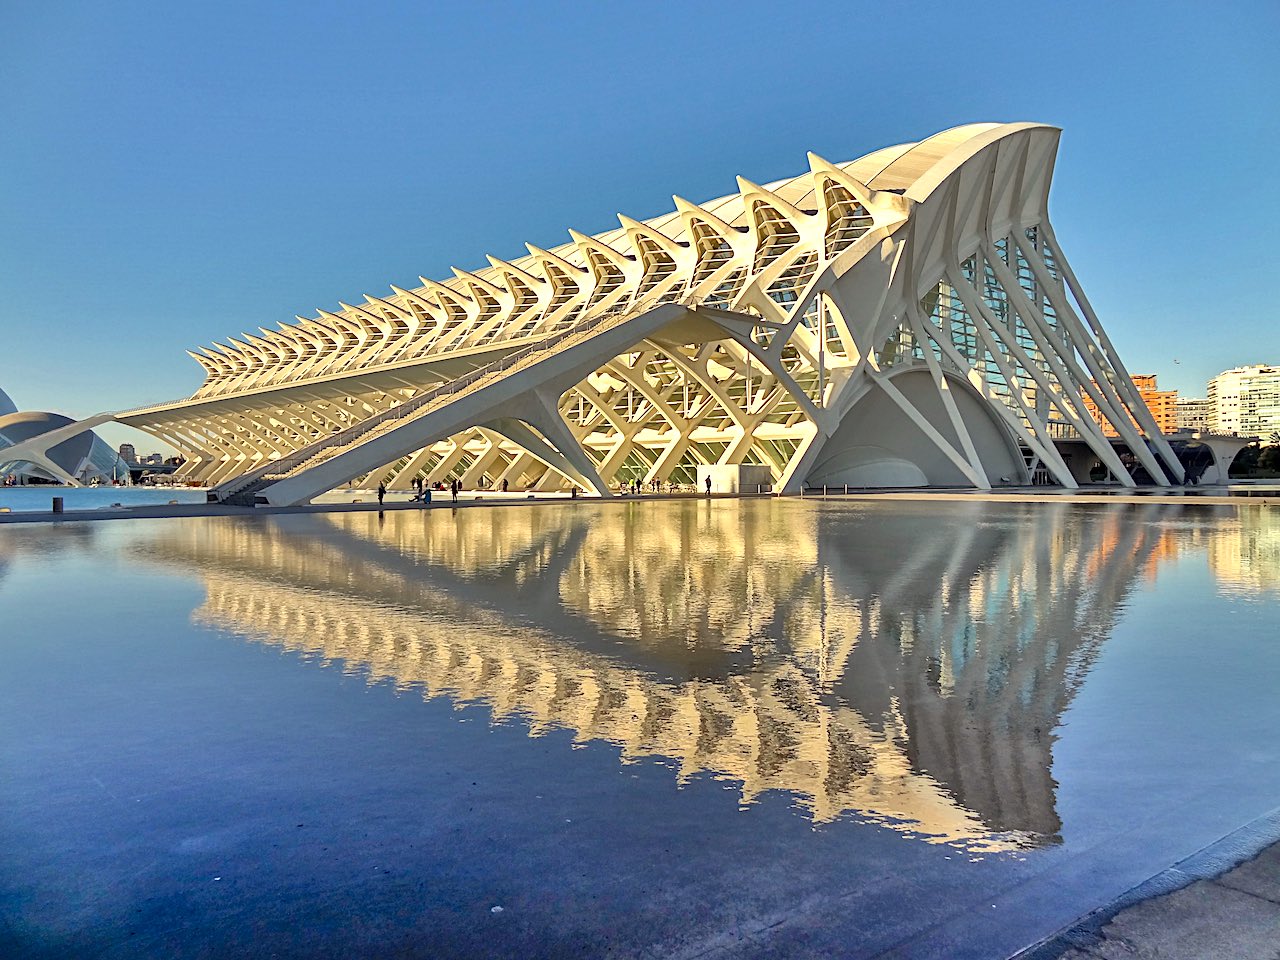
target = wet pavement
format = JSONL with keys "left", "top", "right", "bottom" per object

{"left": 2, "top": 499, "right": 1279, "bottom": 958}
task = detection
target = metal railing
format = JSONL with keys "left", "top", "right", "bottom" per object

{"left": 115, "top": 395, "right": 199, "bottom": 417}
{"left": 211, "top": 293, "right": 691, "bottom": 500}
{"left": 1045, "top": 420, "right": 1084, "bottom": 440}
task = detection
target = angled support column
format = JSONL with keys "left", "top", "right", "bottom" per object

{"left": 482, "top": 419, "right": 586, "bottom": 491}
{"left": 426, "top": 438, "right": 473, "bottom": 485}
{"left": 460, "top": 431, "right": 511, "bottom": 488}
{"left": 492, "top": 387, "right": 612, "bottom": 497}
{"left": 365, "top": 459, "right": 406, "bottom": 490}
{"left": 913, "top": 312, "right": 1076, "bottom": 486}
{"left": 873, "top": 370, "right": 991, "bottom": 488}
{"left": 389, "top": 445, "right": 442, "bottom": 489}
{"left": 2, "top": 448, "right": 80, "bottom": 486}
{"left": 1033, "top": 226, "right": 1184, "bottom": 482}
{"left": 561, "top": 382, "right": 645, "bottom": 487}
{"left": 495, "top": 451, "right": 541, "bottom": 490}
{"left": 905, "top": 299, "right": 991, "bottom": 488}
{"left": 985, "top": 241, "right": 1168, "bottom": 486}
{"left": 706, "top": 319, "right": 833, "bottom": 493}
{"left": 978, "top": 251, "right": 1139, "bottom": 473}
{"left": 950, "top": 262, "right": 1134, "bottom": 486}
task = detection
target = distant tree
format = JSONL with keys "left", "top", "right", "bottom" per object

{"left": 1259, "top": 445, "right": 1280, "bottom": 475}
{"left": 1230, "top": 442, "right": 1262, "bottom": 477}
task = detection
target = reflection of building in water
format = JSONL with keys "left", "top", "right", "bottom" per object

{"left": 139, "top": 501, "right": 1201, "bottom": 848}
{"left": 0, "top": 523, "right": 104, "bottom": 594}
{"left": 0, "top": 524, "right": 101, "bottom": 567}
{"left": 1207, "top": 508, "right": 1280, "bottom": 596}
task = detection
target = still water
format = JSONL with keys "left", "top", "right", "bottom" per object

{"left": 0, "top": 486, "right": 207, "bottom": 512}
{"left": 1, "top": 499, "right": 1278, "bottom": 958}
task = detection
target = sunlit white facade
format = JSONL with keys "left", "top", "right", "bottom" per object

{"left": 115, "top": 123, "right": 1184, "bottom": 505}
{"left": 1208, "top": 364, "right": 1280, "bottom": 437}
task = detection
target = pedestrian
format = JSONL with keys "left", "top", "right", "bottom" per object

{"left": 377, "top": 482, "right": 386, "bottom": 506}
{"left": 501, "top": 478, "right": 508, "bottom": 493}
{"left": 451, "top": 479, "right": 458, "bottom": 503}
{"left": 704, "top": 476, "right": 711, "bottom": 495}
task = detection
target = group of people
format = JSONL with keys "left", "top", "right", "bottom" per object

{"left": 618, "top": 476, "right": 714, "bottom": 495}
{"left": 375, "top": 476, "right": 466, "bottom": 507}
{"left": 624, "top": 478, "right": 660, "bottom": 495}
{"left": 372, "top": 474, "right": 716, "bottom": 505}
{"left": 406, "top": 477, "right": 435, "bottom": 503}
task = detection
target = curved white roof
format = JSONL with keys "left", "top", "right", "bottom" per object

{"left": 173, "top": 121, "right": 1063, "bottom": 406}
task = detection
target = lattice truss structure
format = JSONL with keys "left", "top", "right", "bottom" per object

{"left": 120, "top": 122, "right": 1184, "bottom": 497}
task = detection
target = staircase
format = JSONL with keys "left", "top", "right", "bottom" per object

{"left": 208, "top": 297, "right": 668, "bottom": 506}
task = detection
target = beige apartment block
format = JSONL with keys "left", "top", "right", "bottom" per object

{"left": 1209, "top": 364, "right": 1280, "bottom": 437}
{"left": 1175, "top": 397, "right": 1212, "bottom": 432}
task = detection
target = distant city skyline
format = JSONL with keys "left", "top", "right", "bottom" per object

{"left": 2, "top": 1, "right": 1278, "bottom": 453}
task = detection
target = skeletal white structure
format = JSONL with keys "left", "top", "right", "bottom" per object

{"left": 116, "top": 122, "right": 1185, "bottom": 504}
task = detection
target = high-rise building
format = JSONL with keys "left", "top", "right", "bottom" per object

{"left": 1175, "top": 397, "right": 1212, "bottom": 432}
{"left": 1209, "top": 365, "right": 1280, "bottom": 437}
{"left": 1081, "top": 374, "right": 1179, "bottom": 437}
{"left": 118, "top": 443, "right": 138, "bottom": 464}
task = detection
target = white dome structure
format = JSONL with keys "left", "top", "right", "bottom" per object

{"left": 0, "top": 408, "right": 127, "bottom": 485}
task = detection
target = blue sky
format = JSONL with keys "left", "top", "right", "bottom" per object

{"left": 2, "top": 1, "right": 1277, "bottom": 451}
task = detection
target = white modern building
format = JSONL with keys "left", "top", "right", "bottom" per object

{"left": 1208, "top": 365, "right": 1280, "bottom": 438}
{"left": 1174, "top": 397, "right": 1212, "bottom": 433}
{"left": 0, "top": 408, "right": 129, "bottom": 485}
{"left": 100, "top": 122, "right": 1183, "bottom": 504}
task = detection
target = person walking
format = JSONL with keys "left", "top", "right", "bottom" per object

{"left": 450, "top": 479, "right": 458, "bottom": 503}
{"left": 704, "top": 476, "right": 712, "bottom": 496}
{"left": 377, "top": 482, "right": 386, "bottom": 506}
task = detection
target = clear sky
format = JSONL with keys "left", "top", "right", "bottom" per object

{"left": 2, "top": 1, "right": 1277, "bottom": 452}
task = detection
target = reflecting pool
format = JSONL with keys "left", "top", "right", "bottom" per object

{"left": 2, "top": 499, "right": 1279, "bottom": 958}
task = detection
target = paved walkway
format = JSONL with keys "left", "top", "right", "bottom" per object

{"left": 0, "top": 490, "right": 770, "bottom": 525}
{"left": 1021, "top": 815, "right": 1280, "bottom": 960}
{"left": 2, "top": 484, "right": 1275, "bottom": 526}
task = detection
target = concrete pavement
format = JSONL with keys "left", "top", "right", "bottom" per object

{"left": 1020, "top": 812, "right": 1280, "bottom": 960}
